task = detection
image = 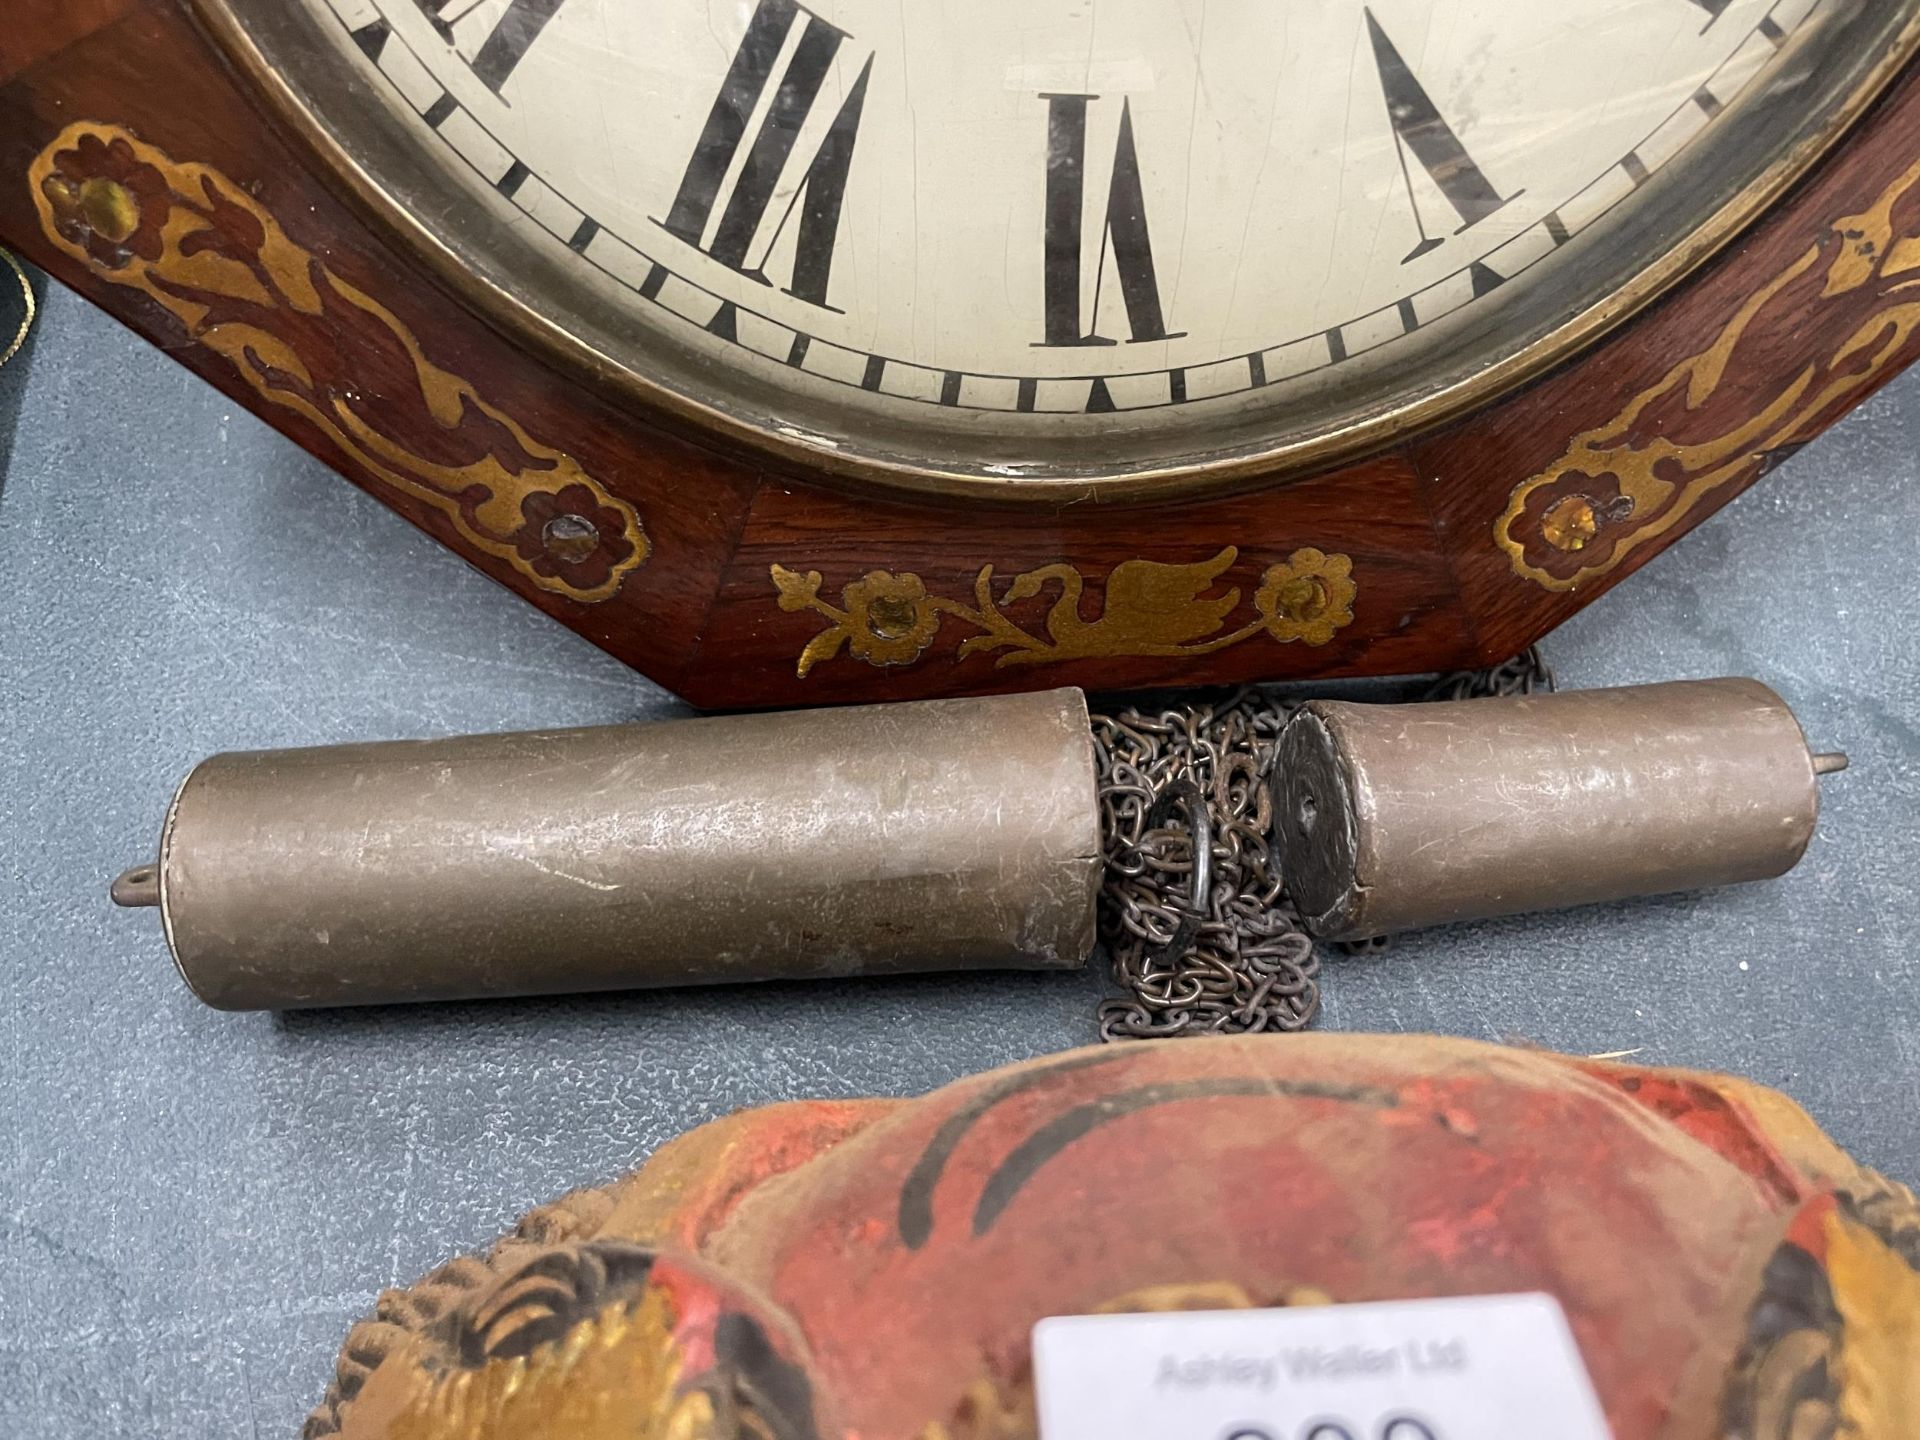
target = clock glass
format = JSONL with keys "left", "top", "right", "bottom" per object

{"left": 208, "top": 0, "right": 1920, "bottom": 493}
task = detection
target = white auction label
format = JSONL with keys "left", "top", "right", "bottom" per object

{"left": 1032, "top": 1292, "right": 1612, "bottom": 1440}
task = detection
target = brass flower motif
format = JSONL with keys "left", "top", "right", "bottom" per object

{"left": 37, "top": 132, "right": 170, "bottom": 270}
{"left": 1500, "top": 466, "right": 1639, "bottom": 584}
{"left": 842, "top": 570, "right": 941, "bottom": 666}
{"left": 1255, "top": 547, "right": 1356, "bottom": 646}
{"left": 771, "top": 565, "right": 943, "bottom": 676}
{"left": 514, "top": 483, "right": 644, "bottom": 595}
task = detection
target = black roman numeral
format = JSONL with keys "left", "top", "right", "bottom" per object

{"left": 1036, "top": 94, "right": 1182, "bottom": 348}
{"left": 1365, "top": 8, "right": 1521, "bottom": 263}
{"left": 410, "top": 0, "right": 565, "bottom": 94}
{"left": 1685, "top": 0, "right": 1733, "bottom": 28}
{"left": 658, "top": 0, "right": 872, "bottom": 312}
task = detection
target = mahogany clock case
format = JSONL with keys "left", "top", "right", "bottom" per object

{"left": 4, "top": 2, "right": 1920, "bottom": 708}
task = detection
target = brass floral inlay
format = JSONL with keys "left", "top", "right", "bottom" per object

{"left": 1498, "top": 155, "right": 1920, "bottom": 591}
{"left": 772, "top": 546, "right": 1356, "bottom": 677}
{"left": 30, "top": 122, "right": 647, "bottom": 604}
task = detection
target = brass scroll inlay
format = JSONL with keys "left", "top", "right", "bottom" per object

{"left": 1498, "top": 155, "right": 1920, "bottom": 591}
{"left": 29, "top": 122, "right": 647, "bottom": 603}
{"left": 772, "top": 546, "right": 1356, "bottom": 677}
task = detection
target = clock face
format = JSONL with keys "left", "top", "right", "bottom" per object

{"left": 220, "top": 0, "right": 1916, "bottom": 493}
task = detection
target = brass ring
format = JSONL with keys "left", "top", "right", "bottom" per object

{"left": 0, "top": 246, "right": 36, "bottom": 371}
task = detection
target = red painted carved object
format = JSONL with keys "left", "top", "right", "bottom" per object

{"left": 309, "top": 1036, "right": 1920, "bottom": 1440}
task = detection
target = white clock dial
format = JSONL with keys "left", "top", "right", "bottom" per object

{"left": 230, "top": 0, "right": 1916, "bottom": 489}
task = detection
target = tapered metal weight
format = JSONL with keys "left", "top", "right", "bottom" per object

{"left": 1272, "top": 678, "right": 1847, "bottom": 941}
{"left": 112, "top": 689, "right": 1101, "bottom": 1010}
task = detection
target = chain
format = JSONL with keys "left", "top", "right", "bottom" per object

{"left": 1091, "top": 648, "right": 1554, "bottom": 1041}
{"left": 0, "top": 247, "right": 36, "bottom": 372}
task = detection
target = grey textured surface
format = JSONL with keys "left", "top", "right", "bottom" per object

{"left": 2, "top": 279, "right": 1916, "bottom": 1435}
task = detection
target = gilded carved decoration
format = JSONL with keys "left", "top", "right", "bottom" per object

{"left": 771, "top": 546, "right": 1356, "bottom": 677}
{"left": 29, "top": 122, "right": 647, "bottom": 603}
{"left": 1498, "top": 155, "right": 1920, "bottom": 591}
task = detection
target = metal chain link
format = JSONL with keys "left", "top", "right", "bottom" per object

{"left": 0, "top": 247, "right": 36, "bottom": 372}
{"left": 1092, "top": 648, "right": 1554, "bottom": 1041}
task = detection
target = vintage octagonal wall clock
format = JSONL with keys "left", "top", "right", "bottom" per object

{"left": 4, "top": 0, "right": 1918, "bottom": 707}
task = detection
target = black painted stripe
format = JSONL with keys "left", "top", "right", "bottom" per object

{"left": 897, "top": 1050, "right": 1132, "bottom": 1249}
{"left": 568, "top": 217, "right": 601, "bottom": 253}
{"left": 971, "top": 1078, "right": 1398, "bottom": 1239}
{"left": 1544, "top": 210, "right": 1572, "bottom": 247}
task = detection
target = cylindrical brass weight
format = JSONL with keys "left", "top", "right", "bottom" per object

{"left": 1273, "top": 678, "right": 1845, "bottom": 941}
{"left": 113, "top": 689, "right": 1101, "bottom": 1010}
